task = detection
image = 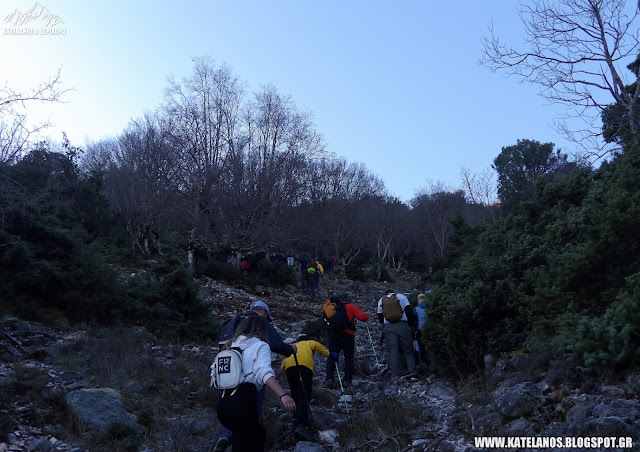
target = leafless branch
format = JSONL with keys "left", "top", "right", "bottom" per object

{"left": 480, "top": 0, "right": 640, "bottom": 157}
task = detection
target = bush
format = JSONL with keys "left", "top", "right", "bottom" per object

{"left": 253, "top": 260, "right": 296, "bottom": 286}
{"left": 426, "top": 150, "right": 640, "bottom": 377}
{"left": 200, "top": 259, "right": 244, "bottom": 282}
{"left": 200, "top": 256, "right": 296, "bottom": 288}
{"left": 100, "top": 422, "right": 142, "bottom": 452}
{"left": 125, "top": 266, "right": 220, "bottom": 342}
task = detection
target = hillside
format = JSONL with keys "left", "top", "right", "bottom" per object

{"left": 1, "top": 270, "right": 639, "bottom": 451}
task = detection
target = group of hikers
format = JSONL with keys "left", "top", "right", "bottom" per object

{"left": 299, "top": 255, "right": 340, "bottom": 295}
{"left": 212, "top": 289, "right": 430, "bottom": 451}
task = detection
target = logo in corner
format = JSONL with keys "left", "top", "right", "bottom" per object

{"left": 4, "top": 2, "right": 66, "bottom": 36}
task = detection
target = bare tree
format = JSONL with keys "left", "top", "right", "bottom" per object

{"left": 162, "top": 57, "right": 244, "bottom": 267}
{"left": 80, "top": 138, "right": 117, "bottom": 174}
{"left": 288, "top": 157, "right": 388, "bottom": 265}
{"left": 480, "top": 0, "right": 640, "bottom": 158}
{"left": 212, "top": 84, "right": 323, "bottom": 251}
{"left": 0, "top": 69, "right": 70, "bottom": 163}
{"left": 102, "top": 114, "right": 180, "bottom": 256}
{"left": 460, "top": 166, "right": 499, "bottom": 221}
{"left": 411, "top": 182, "right": 468, "bottom": 257}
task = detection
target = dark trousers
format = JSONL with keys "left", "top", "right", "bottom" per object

{"left": 415, "top": 329, "right": 428, "bottom": 364}
{"left": 285, "top": 365, "right": 314, "bottom": 426}
{"left": 325, "top": 332, "right": 355, "bottom": 382}
{"left": 306, "top": 273, "right": 317, "bottom": 294}
{"left": 217, "top": 383, "right": 265, "bottom": 452}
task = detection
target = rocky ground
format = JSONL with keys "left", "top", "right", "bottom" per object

{"left": 1, "top": 270, "right": 639, "bottom": 451}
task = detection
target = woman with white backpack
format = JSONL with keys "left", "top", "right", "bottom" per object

{"left": 215, "top": 315, "right": 296, "bottom": 451}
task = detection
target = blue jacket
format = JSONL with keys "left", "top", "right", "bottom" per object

{"left": 218, "top": 310, "right": 294, "bottom": 357}
{"left": 415, "top": 303, "right": 427, "bottom": 330}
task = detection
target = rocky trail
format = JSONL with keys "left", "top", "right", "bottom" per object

{"left": 1, "top": 272, "right": 639, "bottom": 451}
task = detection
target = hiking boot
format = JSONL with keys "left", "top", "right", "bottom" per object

{"left": 322, "top": 379, "right": 334, "bottom": 389}
{"left": 294, "top": 424, "right": 314, "bottom": 442}
{"left": 213, "top": 436, "right": 231, "bottom": 451}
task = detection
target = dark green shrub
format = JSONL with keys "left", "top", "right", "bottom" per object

{"left": 200, "top": 259, "right": 244, "bottom": 282}
{"left": 253, "top": 260, "right": 296, "bottom": 286}
{"left": 426, "top": 149, "right": 640, "bottom": 377}
{"left": 125, "top": 267, "right": 220, "bottom": 341}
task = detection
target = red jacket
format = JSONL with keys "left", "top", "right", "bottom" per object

{"left": 343, "top": 302, "right": 370, "bottom": 336}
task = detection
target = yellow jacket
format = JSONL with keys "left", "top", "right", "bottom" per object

{"left": 281, "top": 340, "right": 329, "bottom": 372}
{"left": 316, "top": 262, "right": 324, "bottom": 276}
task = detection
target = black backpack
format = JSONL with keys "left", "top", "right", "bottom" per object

{"left": 322, "top": 297, "right": 354, "bottom": 333}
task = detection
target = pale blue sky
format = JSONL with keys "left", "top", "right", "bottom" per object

{"left": 2, "top": 0, "right": 576, "bottom": 202}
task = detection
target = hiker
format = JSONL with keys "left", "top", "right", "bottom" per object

{"left": 298, "top": 255, "right": 308, "bottom": 280}
{"left": 306, "top": 262, "right": 319, "bottom": 295}
{"left": 326, "top": 254, "right": 336, "bottom": 273}
{"left": 215, "top": 301, "right": 297, "bottom": 451}
{"left": 414, "top": 293, "right": 428, "bottom": 364}
{"left": 216, "top": 314, "right": 296, "bottom": 452}
{"left": 314, "top": 261, "right": 323, "bottom": 293}
{"left": 377, "top": 290, "right": 417, "bottom": 376}
{"left": 323, "top": 294, "right": 370, "bottom": 388}
{"left": 281, "top": 334, "right": 337, "bottom": 441}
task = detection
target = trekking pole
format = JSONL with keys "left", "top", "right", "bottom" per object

{"left": 293, "top": 353, "right": 313, "bottom": 424}
{"left": 365, "top": 323, "right": 381, "bottom": 368}
{"left": 334, "top": 362, "right": 350, "bottom": 418}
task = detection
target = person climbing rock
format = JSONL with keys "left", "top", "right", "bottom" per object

{"left": 281, "top": 334, "right": 335, "bottom": 441}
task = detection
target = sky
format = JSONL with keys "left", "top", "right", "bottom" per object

{"left": 1, "top": 0, "right": 581, "bottom": 202}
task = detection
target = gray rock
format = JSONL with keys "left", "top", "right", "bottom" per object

{"left": 591, "top": 416, "right": 638, "bottom": 438}
{"left": 27, "top": 437, "right": 51, "bottom": 452}
{"left": 472, "top": 411, "right": 502, "bottom": 434}
{"left": 437, "top": 441, "right": 457, "bottom": 452}
{"left": 294, "top": 441, "right": 326, "bottom": 452}
{"left": 510, "top": 353, "right": 542, "bottom": 376}
{"left": 65, "top": 388, "right": 141, "bottom": 435}
{"left": 564, "top": 397, "right": 596, "bottom": 425}
{"left": 429, "top": 381, "right": 456, "bottom": 399}
{"left": 309, "top": 407, "right": 340, "bottom": 430}
{"left": 484, "top": 354, "right": 497, "bottom": 375}
{"left": 601, "top": 385, "right": 626, "bottom": 398}
{"left": 592, "top": 399, "right": 640, "bottom": 422}
{"left": 494, "top": 382, "right": 543, "bottom": 418}
{"left": 499, "top": 418, "right": 537, "bottom": 436}
{"left": 542, "top": 359, "right": 573, "bottom": 388}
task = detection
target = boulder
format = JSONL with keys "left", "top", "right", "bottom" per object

{"left": 494, "top": 382, "right": 543, "bottom": 418}
{"left": 26, "top": 437, "right": 51, "bottom": 451}
{"left": 592, "top": 399, "right": 640, "bottom": 422}
{"left": 65, "top": 388, "right": 141, "bottom": 435}
{"left": 591, "top": 416, "right": 638, "bottom": 438}
{"left": 499, "top": 418, "right": 537, "bottom": 436}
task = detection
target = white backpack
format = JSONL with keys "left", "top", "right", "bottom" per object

{"left": 210, "top": 347, "right": 244, "bottom": 397}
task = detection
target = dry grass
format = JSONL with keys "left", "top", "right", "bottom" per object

{"left": 48, "top": 326, "right": 220, "bottom": 451}
{"left": 336, "top": 395, "right": 428, "bottom": 451}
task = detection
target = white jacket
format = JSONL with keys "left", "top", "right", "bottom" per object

{"left": 377, "top": 292, "right": 411, "bottom": 325}
{"left": 231, "top": 335, "right": 275, "bottom": 390}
